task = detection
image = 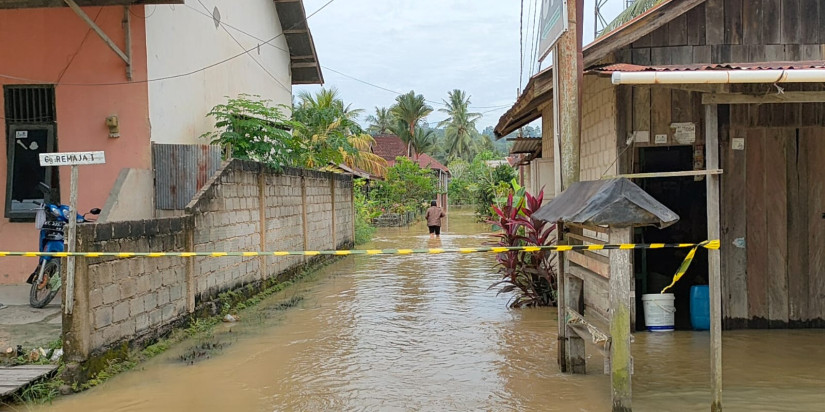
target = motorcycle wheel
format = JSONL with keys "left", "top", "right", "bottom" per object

{"left": 30, "top": 260, "right": 60, "bottom": 308}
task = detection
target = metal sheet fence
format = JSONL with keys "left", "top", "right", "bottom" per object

{"left": 153, "top": 143, "right": 222, "bottom": 209}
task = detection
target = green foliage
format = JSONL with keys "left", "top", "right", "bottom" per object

{"left": 366, "top": 106, "right": 394, "bottom": 135}
{"left": 446, "top": 151, "right": 517, "bottom": 219}
{"left": 439, "top": 89, "right": 483, "bottom": 162}
{"left": 354, "top": 180, "right": 378, "bottom": 244}
{"left": 200, "top": 94, "right": 303, "bottom": 171}
{"left": 371, "top": 157, "right": 438, "bottom": 214}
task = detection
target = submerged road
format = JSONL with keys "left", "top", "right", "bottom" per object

{"left": 30, "top": 209, "right": 825, "bottom": 411}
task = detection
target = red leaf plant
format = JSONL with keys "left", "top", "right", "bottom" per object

{"left": 487, "top": 187, "right": 558, "bottom": 308}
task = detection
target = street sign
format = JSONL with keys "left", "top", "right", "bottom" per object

{"left": 38, "top": 150, "right": 105, "bottom": 315}
{"left": 538, "top": 0, "right": 569, "bottom": 62}
{"left": 39, "top": 151, "right": 106, "bottom": 167}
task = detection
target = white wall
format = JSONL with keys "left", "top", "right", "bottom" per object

{"left": 145, "top": 0, "right": 293, "bottom": 144}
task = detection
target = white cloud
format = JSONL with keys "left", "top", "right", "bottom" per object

{"left": 297, "top": 0, "right": 626, "bottom": 130}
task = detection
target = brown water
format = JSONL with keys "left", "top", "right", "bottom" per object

{"left": 23, "top": 209, "right": 825, "bottom": 411}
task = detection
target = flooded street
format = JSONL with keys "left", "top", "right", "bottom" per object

{"left": 27, "top": 209, "right": 825, "bottom": 411}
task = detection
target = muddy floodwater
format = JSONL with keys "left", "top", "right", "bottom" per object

{"left": 27, "top": 209, "right": 825, "bottom": 411}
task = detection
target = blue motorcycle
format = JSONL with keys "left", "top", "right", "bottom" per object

{"left": 27, "top": 183, "right": 100, "bottom": 308}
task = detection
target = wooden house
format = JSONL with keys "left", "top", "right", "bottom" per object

{"left": 495, "top": 0, "right": 825, "bottom": 330}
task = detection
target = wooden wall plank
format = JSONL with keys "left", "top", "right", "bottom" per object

{"left": 764, "top": 44, "right": 785, "bottom": 61}
{"left": 670, "top": 46, "right": 693, "bottom": 64}
{"left": 694, "top": 46, "right": 713, "bottom": 63}
{"left": 742, "top": 0, "right": 763, "bottom": 45}
{"left": 765, "top": 129, "right": 790, "bottom": 325}
{"left": 651, "top": 88, "right": 672, "bottom": 144}
{"left": 706, "top": 0, "right": 725, "bottom": 45}
{"left": 747, "top": 45, "right": 766, "bottom": 62}
{"left": 762, "top": 0, "right": 782, "bottom": 44}
{"left": 782, "top": 0, "right": 802, "bottom": 45}
{"left": 731, "top": 45, "right": 748, "bottom": 62}
{"left": 650, "top": 47, "right": 672, "bottom": 65}
{"left": 687, "top": 4, "right": 707, "bottom": 46}
{"left": 633, "top": 33, "right": 652, "bottom": 49}
{"left": 787, "top": 129, "right": 809, "bottom": 323}
{"left": 671, "top": 89, "right": 692, "bottom": 123}
{"left": 650, "top": 25, "right": 669, "bottom": 48}
{"left": 799, "top": 0, "right": 820, "bottom": 44}
{"left": 805, "top": 128, "right": 825, "bottom": 321}
{"left": 722, "top": 128, "right": 749, "bottom": 325}
{"left": 724, "top": 0, "right": 744, "bottom": 45}
{"left": 631, "top": 48, "right": 652, "bottom": 65}
{"left": 633, "top": 87, "right": 651, "bottom": 133}
{"left": 668, "top": 13, "right": 688, "bottom": 46}
{"left": 801, "top": 44, "right": 821, "bottom": 60}
{"left": 746, "top": 129, "right": 768, "bottom": 322}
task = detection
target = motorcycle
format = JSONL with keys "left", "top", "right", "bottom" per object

{"left": 26, "top": 183, "right": 100, "bottom": 308}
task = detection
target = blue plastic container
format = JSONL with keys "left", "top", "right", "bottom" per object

{"left": 690, "top": 285, "right": 710, "bottom": 330}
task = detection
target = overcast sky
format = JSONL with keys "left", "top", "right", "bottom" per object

{"left": 295, "top": 0, "right": 624, "bottom": 131}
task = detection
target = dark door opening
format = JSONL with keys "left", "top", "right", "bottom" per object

{"left": 635, "top": 146, "right": 708, "bottom": 331}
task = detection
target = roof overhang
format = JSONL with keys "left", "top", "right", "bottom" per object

{"left": 273, "top": 0, "right": 323, "bottom": 85}
{"left": 494, "top": 0, "right": 707, "bottom": 137}
{"left": 0, "top": 0, "right": 181, "bottom": 8}
{"left": 508, "top": 137, "right": 542, "bottom": 156}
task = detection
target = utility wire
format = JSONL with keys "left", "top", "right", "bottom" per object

{"left": 0, "top": 0, "right": 338, "bottom": 87}
{"left": 195, "top": 0, "right": 291, "bottom": 94}
{"left": 56, "top": 7, "right": 104, "bottom": 83}
{"left": 519, "top": 0, "right": 524, "bottom": 91}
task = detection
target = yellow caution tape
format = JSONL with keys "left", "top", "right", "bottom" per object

{"left": 661, "top": 240, "right": 717, "bottom": 293}
{"left": 0, "top": 241, "right": 719, "bottom": 258}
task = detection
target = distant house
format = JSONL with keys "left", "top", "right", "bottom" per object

{"left": 0, "top": 0, "right": 323, "bottom": 284}
{"left": 372, "top": 134, "right": 450, "bottom": 209}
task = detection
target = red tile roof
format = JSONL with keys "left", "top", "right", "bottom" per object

{"left": 372, "top": 134, "right": 449, "bottom": 173}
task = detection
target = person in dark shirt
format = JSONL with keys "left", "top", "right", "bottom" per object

{"left": 425, "top": 200, "right": 445, "bottom": 239}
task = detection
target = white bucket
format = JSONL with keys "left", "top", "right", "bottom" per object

{"left": 642, "top": 293, "right": 676, "bottom": 332}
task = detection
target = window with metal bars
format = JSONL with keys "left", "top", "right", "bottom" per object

{"left": 4, "top": 85, "right": 59, "bottom": 220}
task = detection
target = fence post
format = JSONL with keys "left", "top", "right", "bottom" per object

{"left": 301, "top": 174, "right": 309, "bottom": 261}
{"left": 609, "top": 226, "right": 633, "bottom": 412}
{"left": 185, "top": 217, "right": 195, "bottom": 313}
{"left": 330, "top": 177, "right": 337, "bottom": 249}
{"left": 259, "top": 169, "right": 268, "bottom": 280}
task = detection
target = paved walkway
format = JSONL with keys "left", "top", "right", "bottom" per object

{"left": 0, "top": 285, "right": 62, "bottom": 353}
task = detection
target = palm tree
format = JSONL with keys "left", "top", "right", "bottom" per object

{"left": 365, "top": 107, "right": 394, "bottom": 136}
{"left": 409, "top": 127, "right": 437, "bottom": 160}
{"left": 292, "top": 88, "right": 386, "bottom": 177}
{"left": 390, "top": 91, "right": 433, "bottom": 157}
{"left": 439, "top": 89, "right": 482, "bottom": 161}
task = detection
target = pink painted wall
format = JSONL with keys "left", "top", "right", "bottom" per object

{"left": 0, "top": 6, "right": 150, "bottom": 284}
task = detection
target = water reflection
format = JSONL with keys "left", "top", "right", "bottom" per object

{"left": 23, "top": 208, "right": 825, "bottom": 412}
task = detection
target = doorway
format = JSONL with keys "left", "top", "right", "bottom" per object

{"left": 635, "top": 146, "right": 708, "bottom": 330}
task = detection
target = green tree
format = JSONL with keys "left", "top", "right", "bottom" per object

{"left": 292, "top": 88, "right": 387, "bottom": 177}
{"left": 365, "top": 107, "right": 394, "bottom": 135}
{"left": 409, "top": 127, "right": 437, "bottom": 160}
{"left": 371, "top": 157, "right": 437, "bottom": 214}
{"left": 439, "top": 89, "right": 482, "bottom": 161}
{"left": 390, "top": 91, "right": 433, "bottom": 157}
{"left": 201, "top": 94, "right": 303, "bottom": 170}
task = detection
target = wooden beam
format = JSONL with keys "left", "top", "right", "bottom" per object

{"left": 557, "top": 228, "right": 569, "bottom": 372}
{"left": 64, "top": 0, "right": 128, "bottom": 63}
{"left": 609, "top": 227, "right": 633, "bottom": 412}
{"left": 703, "top": 91, "right": 825, "bottom": 105}
{"left": 291, "top": 62, "right": 319, "bottom": 69}
{"left": 584, "top": 0, "right": 706, "bottom": 66}
{"left": 284, "top": 29, "right": 308, "bottom": 34}
{"left": 705, "top": 104, "right": 723, "bottom": 411}
{"left": 602, "top": 169, "right": 723, "bottom": 180}
{"left": 0, "top": 0, "right": 180, "bottom": 8}
{"left": 569, "top": 250, "right": 610, "bottom": 279}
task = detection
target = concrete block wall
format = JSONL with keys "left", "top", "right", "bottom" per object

{"left": 580, "top": 76, "right": 618, "bottom": 181}
{"left": 69, "top": 217, "right": 192, "bottom": 357}
{"left": 66, "top": 159, "right": 354, "bottom": 361}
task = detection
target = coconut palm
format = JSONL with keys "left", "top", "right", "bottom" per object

{"left": 409, "top": 127, "right": 437, "bottom": 160}
{"left": 390, "top": 91, "right": 433, "bottom": 157}
{"left": 365, "top": 107, "right": 395, "bottom": 135}
{"left": 439, "top": 89, "right": 482, "bottom": 161}
{"left": 292, "top": 88, "right": 386, "bottom": 177}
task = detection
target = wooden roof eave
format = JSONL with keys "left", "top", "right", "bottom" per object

{"left": 495, "top": 0, "right": 708, "bottom": 137}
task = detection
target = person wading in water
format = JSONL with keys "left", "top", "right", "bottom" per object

{"left": 425, "top": 200, "right": 445, "bottom": 239}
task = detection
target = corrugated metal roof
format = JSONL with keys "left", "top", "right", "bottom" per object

{"left": 591, "top": 61, "right": 825, "bottom": 73}
{"left": 0, "top": 0, "right": 180, "bottom": 8}
{"left": 508, "top": 137, "right": 542, "bottom": 155}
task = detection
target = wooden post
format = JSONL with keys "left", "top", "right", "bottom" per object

{"left": 552, "top": 46, "right": 562, "bottom": 196}
{"left": 65, "top": 165, "right": 78, "bottom": 315}
{"left": 705, "top": 104, "right": 723, "bottom": 411}
{"left": 557, "top": 0, "right": 583, "bottom": 189}
{"left": 609, "top": 227, "right": 633, "bottom": 412}
{"left": 556, "top": 220, "right": 568, "bottom": 372}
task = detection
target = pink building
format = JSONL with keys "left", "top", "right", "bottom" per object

{"left": 0, "top": 0, "right": 322, "bottom": 284}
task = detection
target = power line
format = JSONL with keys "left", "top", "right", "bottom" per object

{"left": 195, "top": 0, "right": 291, "bottom": 94}
{"left": 519, "top": 0, "right": 524, "bottom": 91}
{"left": 0, "top": 0, "right": 337, "bottom": 87}
{"left": 56, "top": 7, "right": 105, "bottom": 84}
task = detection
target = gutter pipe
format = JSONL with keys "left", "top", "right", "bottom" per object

{"left": 611, "top": 69, "right": 825, "bottom": 85}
